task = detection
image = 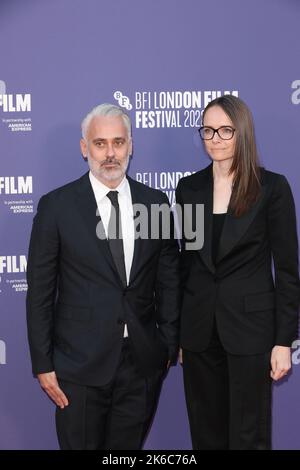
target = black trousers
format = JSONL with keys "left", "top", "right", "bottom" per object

{"left": 56, "top": 339, "right": 164, "bottom": 450}
{"left": 183, "top": 320, "right": 272, "bottom": 450}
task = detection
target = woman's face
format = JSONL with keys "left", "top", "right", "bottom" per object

{"left": 202, "top": 105, "right": 236, "bottom": 163}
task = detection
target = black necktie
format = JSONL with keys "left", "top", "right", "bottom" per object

{"left": 106, "top": 191, "right": 127, "bottom": 287}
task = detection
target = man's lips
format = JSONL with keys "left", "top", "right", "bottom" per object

{"left": 101, "top": 161, "right": 120, "bottom": 167}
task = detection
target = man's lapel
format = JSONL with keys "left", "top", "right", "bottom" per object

{"left": 127, "top": 176, "right": 146, "bottom": 285}
{"left": 74, "top": 172, "right": 121, "bottom": 283}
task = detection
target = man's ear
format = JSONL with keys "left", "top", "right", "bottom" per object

{"left": 129, "top": 138, "right": 133, "bottom": 157}
{"left": 80, "top": 138, "right": 88, "bottom": 160}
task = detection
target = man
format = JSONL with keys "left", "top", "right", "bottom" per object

{"left": 26, "top": 103, "right": 180, "bottom": 450}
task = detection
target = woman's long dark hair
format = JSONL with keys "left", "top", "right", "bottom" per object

{"left": 202, "top": 95, "right": 261, "bottom": 217}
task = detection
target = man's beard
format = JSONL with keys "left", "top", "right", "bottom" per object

{"left": 89, "top": 155, "right": 130, "bottom": 182}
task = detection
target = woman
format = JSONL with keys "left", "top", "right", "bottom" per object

{"left": 176, "top": 95, "right": 299, "bottom": 450}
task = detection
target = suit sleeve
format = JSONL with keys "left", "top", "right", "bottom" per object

{"left": 154, "top": 193, "right": 180, "bottom": 364}
{"left": 26, "top": 194, "right": 60, "bottom": 375}
{"left": 268, "top": 175, "right": 300, "bottom": 346}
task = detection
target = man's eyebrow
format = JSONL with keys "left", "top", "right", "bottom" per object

{"left": 92, "top": 137, "right": 126, "bottom": 142}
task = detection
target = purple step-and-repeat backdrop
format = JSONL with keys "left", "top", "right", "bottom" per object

{"left": 0, "top": 0, "right": 299, "bottom": 450}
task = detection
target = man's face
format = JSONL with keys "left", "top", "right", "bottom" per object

{"left": 80, "top": 115, "right": 132, "bottom": 187}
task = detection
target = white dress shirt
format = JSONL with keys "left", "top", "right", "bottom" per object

{"left": 89, "top": 171, "right": 134, "bottom": 337}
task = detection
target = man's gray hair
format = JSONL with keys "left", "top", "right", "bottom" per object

{"left": 81, "top": 103, "right": 132, "bottom": 140}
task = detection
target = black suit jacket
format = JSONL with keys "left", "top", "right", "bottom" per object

{"left": 176, "top": 164, "right": 300, "bottom": 355}
{"left": 26, "top": 173, "right": 180, "bottom": 386}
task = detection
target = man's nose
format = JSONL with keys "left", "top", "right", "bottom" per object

{"left": 106, "top": 142, "right": 115, "bottom": 157}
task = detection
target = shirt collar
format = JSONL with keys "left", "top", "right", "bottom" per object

{"left": 89, "top": 171, "right": 129, "bottom": 203}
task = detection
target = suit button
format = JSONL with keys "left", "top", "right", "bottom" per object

{"left": 123, "top": 289, "right": 127, "bottom": 297}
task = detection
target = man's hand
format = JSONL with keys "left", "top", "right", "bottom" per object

{"left": 270, "top": 346, "right": 291, "bottom": 381}
{"left": 37, "top": 371, "right": 69, "bottom": 409}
